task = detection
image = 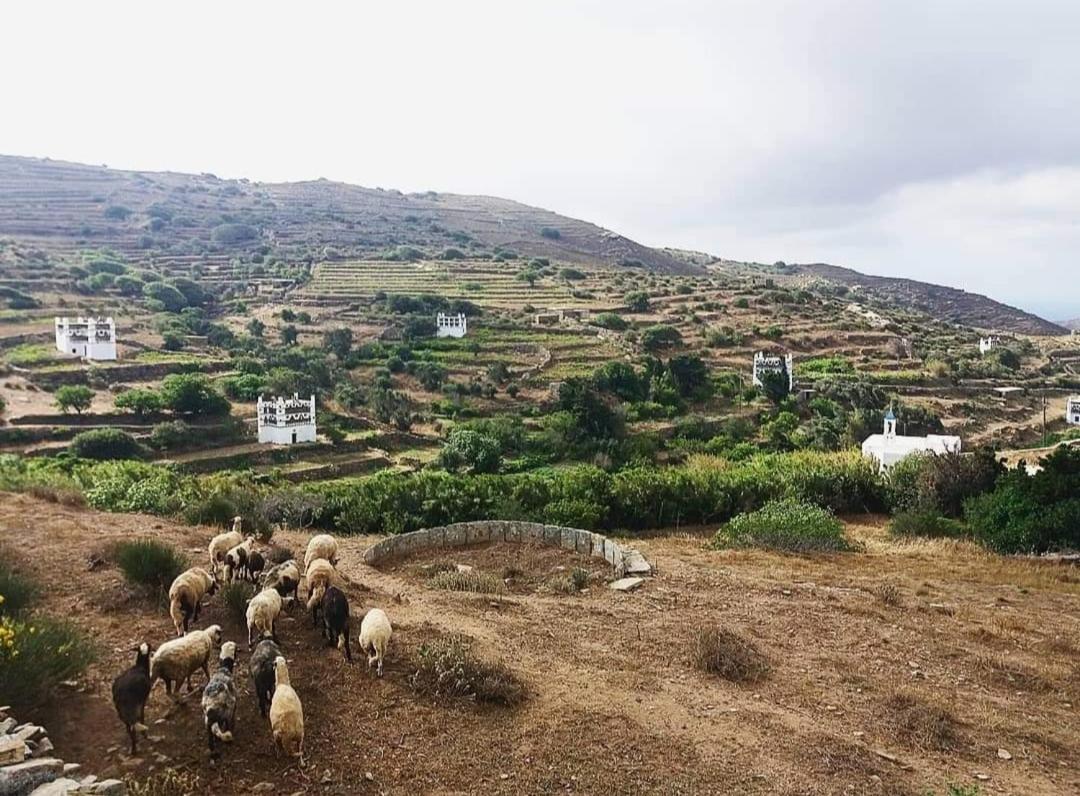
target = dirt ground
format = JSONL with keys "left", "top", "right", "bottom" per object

{"left": 0, "top": 493, "right": 1077, "bottom": 796}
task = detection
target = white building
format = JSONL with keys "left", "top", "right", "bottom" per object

{"left": 979, "top": 336, "right": 997, "bottom": 355}
{"left": 752, "top": 352, "right": 794, "bottom": 391}
{"left": 1067, "top": 396, "right": 1080, "bottom": 426}
{"left": 257, "top": 394, "right": 317, "bottom": 445}
{"left": 54, "top": 317, "right": 118, "bottom": 360}
{"left": 861, "top": 408, "right": 962, "bottom": 472}
{"left": 436, "top": 312, "right": 468, "bottom": 338}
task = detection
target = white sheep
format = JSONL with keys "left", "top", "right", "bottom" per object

{"left": 150, "top": 624, "right": 223, "bottom": 696}
{"left": 246, "top": 587, "right": 283, "bottom": 649}
{"left": 224, "top": 536, "right": 255, "bottom": 583}
{"left": 168, "top": 567, "right": 218, "bottom": 637}
{"left": 208, "top": 520, "right": 243, "bottom": 579}
{"left": 304, "top": 558, "right": 336, "bottom": 623}
{"left": 304, "top": 534, "right": 338, "bottom": 572}
{"left": 359, "top": 608, "right": 392, "bottom": 676}
{"left": 269, "top": 656, "right": 304, "bottom": 761}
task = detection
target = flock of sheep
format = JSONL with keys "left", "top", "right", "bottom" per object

{"left": 109, "top": 517, "right": 393, "bottom": 763}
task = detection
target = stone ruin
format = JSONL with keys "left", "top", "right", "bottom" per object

{"left": 361, "top": 520, "right": 652, "bottom": 589}
{"left": 0, "top": 705, "right": 125, "bottom": 795}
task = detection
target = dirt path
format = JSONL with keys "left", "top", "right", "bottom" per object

{"left": 0, "top": 495, "right": 1077, "bottom": 795}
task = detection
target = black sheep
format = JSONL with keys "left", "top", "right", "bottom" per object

{"left": 321, "top": 586, "right": 352, "bottom": 662}
{"left": 111, "top": 643, "right": 152, "bottom": 755}
{"left": 246, "top": 550, "right": 265, "bottom": 583}
{"left": 249, "top": 636, "right": 283, "bottom": 718}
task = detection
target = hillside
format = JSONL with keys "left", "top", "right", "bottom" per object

{"left": 1062, "top": 318, "right": 1079, "bottom": 331}
{"left": 664, "top": 250, "right": 1066, "bottom": 337}
{"left": 0, "top": 154, "right": 697, "bottom": 275}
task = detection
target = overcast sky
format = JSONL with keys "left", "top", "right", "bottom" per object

{"left": 3, "top": 1, "right": 1078, "bottom": 320}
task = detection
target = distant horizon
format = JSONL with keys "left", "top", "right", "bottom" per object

{"left": 4, "top": 148, "right": 1076, "bottom": 326}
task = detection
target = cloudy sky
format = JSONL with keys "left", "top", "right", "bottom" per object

{"left": 3, "top": 1, "right": 1078, "bottom": 320}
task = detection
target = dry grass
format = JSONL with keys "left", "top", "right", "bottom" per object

{"left": 126, "top": 769, "right": 202, "bottom": 796}
{"left": 876, "top": 582, "right": 902, "bottom": 607}
{"left": 975, "top": 653, "right": 1055, "bottom": 693}
{"left": 429, "top": 569, "right": 505, "bottom": 594}
{"left": 27, "top": 484, "right": 85, "bottom": 507}
{"left": 885, "top": 692, "right": 960, "bottom": 751}
{"left": 691, "top": 627, "right": 770, "bottom": 683}
{"left": 410, "top": 635, "right": 526, "bottom": 706}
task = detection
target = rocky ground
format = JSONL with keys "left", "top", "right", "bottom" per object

{"left": 0, "top": 493, "right": 1077, "bottom": 795}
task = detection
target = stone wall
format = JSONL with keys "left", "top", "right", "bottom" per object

{"left": 361, "top": 521, "right": 648, "bottom": 579}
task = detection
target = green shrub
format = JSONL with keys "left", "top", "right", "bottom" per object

{"left": 0, "top": 558, "right": 38, "bottom": 616}
{"left": 539, "top": 226, "right": 561, "bottom": 239}
{"left": 0, "top": 615, "right": 96, "bottom": 709}
{"left": 69, "top": 428, "right": 147, "bottom": 460}
{"left": 641, "top": 325, "right": 682, "bottom": 351}
{"left": 887, "top": 449, "right": 1002, "bottom": 518}
{"left": 590, "top": 312, "right": 629, "bottom": 331}
{"left": 438, "top": 429, "right": 502, "bottom": 474}
{"left": 713, "top": 498, "right": 852, "bottom": 552}
{"left": 112, "top": 539, "right": 187, "bottom": 597}
{"left": 149, "top": 420, "right": 193, "bottom": 450}
{"left": 211, "top": 223, "right": 258, "bottom": 244}
{"left": 410, "top": 636, "right": 525, "bottom": 705}
{"left": 963, "top": 447, "right": 1080, "bottom": 554}
{"left": 890, "top": 510, "right": 967, "bottom": 539}
{"left": 220, "top": 581, "right": 254, "bottom": 627}
{"left": 115, "top": 388, "right": 164, "bottom": 416}
{"left": 160, "top": 373, "right": 230, "bottom": 415}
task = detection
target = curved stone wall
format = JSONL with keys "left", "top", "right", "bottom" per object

{"left": 360, "top": 520, "right": 648, "bottom": 579}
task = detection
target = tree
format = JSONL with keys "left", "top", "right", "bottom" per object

{"left": 641, "top": 325, "right": 682, "bottom": 352}
{"left": 666, "top": 355, "right": 711, "bottom": 399}
{"left": 114, "top": 388, "right": 164, "bottom": 417}
{"left": 169, "top": 277, "right": 208, "bottom": 307}
{"left": 411, "top": 362, "right": 447, "bottom": 391}
{"left": 280, "top": 308, "right": 297, "bottom": 322}
{"left": 55, "top": 385, "right": 94, "bottom": 414}
{"left": 438, "top": 429, "right": 502, "bottom": 474}
{"left": 160, "top": 373, "right": 230, "bottom": 416}
{"left": 246, "top": 318, "right": 265, "bottom": 338}
{"left": 143, "top": 282, "right": 188, "bottom": 313}
{"left": 593, "top": 361, "right": 646, "bottom": 402}
{"left": 324, "top": 327, "right": 353, "bottom": 360}
{"left": 516, "top": 269, "right": 539, "bottom": 288}
{"left": 759, "top": 367, "right": 790, "bottom": 405}
{"left": 280, "top": 325, "right": 299, "bottom": 346}
{"left": 625, "top": 291, "right": 650, "bottom": 312}
{"left": 557, "top": 378, "right": 622, "bottom": 440}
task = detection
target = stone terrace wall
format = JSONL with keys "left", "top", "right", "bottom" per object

{"left": 361, "top": 521, "right": 641, "bottom": 579}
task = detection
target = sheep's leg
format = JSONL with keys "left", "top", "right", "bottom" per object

{"left": 343, "top": 630, "right": 353, "bottom": 663}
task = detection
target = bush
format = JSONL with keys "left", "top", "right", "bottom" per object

{"left": 887, "top": 449, "right": 1001, "bottom": 518}
{"left": 0, "top": 557, "right": 38, "bottom": 616}
{"left": 115, "top": 388, "right": 164, "bottom": 416}
{"left": 625, "top": 291, "right": 650, "bottom": 312}
{"left": 148, "top": 420, "right": 193, "bottom": 450}
{"left": 713, "top": 498, "right": 852, "bottom": 552}
{"left": 143, "top": 282, "right": 188, "bottom": 313}
{"left": 590, "top": 312, "right": 629, "bottom": 331}
{"left": 641, "top": 325, "right": 682, "bottom": 352}
{"left": 691, "top": 627, "right": 769, "bottom": 683}
{"left": 0, "top": 615, "right": 96, "bottom": 709}
{"left": 438, "top": 429, "right": 502, "bottom": 474}
{"left": 410, "top": 636, "right": 525, "bottom": 705}
{"left": 69, "top": 428, "right": 147, "bottom": 461}
{"left": 890, "top": 510, "right": 967, "bottom": 539}
{"left": 112, "top": 539, "right": 187, "bottom": 598}
{"left": 160, "top": 373, "right": 230, "bottom": 415}
{"left": 211, "top": 223, "right": 258, "bottom": 244}
{"left": 220, "top": 581, "right": 254, "bottom": 627}
{"left": 539, "top": 226, "right": 561, "bottom": 239}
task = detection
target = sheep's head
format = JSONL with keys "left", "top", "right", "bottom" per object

{"left": 206, "top": 625, "right": 223, "bottom": 645}
{"left": 273, "top": 656, "right": 290, "bottom": 686}
{"left": 232, "top": 516, "right": 243, "bottom": 533}
{"left": 219, "top": 641, "right": 237, "bottom": 664}
{"left": 135, "top": 642, "right": 151, "bottom": 669}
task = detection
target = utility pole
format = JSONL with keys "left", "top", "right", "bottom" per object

{"left": 1042, "top": 390, "right": 1048, "bottom": 447}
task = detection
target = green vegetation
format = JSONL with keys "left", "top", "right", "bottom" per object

{"left": 69, "top": 428, "right": 147, "bottom": 460}
{"left": 111, "top": 539, "right": 187, "bottom": 598}
{"left": 713, "top": 498, "right": 852, "bottom": 552}
{"left": 55, "top": 385, "right": 95, "bottom": 414}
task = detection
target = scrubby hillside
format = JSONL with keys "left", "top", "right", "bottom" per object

{"left": 0, "top": 154, "right": 697, "bottom": 275}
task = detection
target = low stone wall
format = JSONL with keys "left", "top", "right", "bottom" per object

{"left": 361, "top": 521, "right": 648, "bottom": 579}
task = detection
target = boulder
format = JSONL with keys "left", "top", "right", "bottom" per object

{"left": 0, "top": 757, "right": 64, "bottom": 795}
{"left": 609, "top": 577, "right": 645, "bottom": 592}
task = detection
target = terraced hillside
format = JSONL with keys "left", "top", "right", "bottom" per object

{"left": 0, "top": 154, "right": 696, "bottom": 275}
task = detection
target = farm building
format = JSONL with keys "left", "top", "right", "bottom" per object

{"left": 1068, "top": 396, "right": 1080, "bottom": 425}
{"left": 534, "top": 308, "right": 591, "bottom": 326}
{"left": 861, "top": 408, "right": 962, "bottom": 472}
{"left": 257, "top": 393, "right": 317, "bottom": 445}
{"left": 436, "top": 312, "right": 468, "bottom": 338}
{"left": 979, "top": 336, "right": 997, "bottom": 355}
{"left": 752, "top": 352, "right": 794, "bottom": 391}
{"left": 54, "top": 316, "right": 117, "bottom": 360}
